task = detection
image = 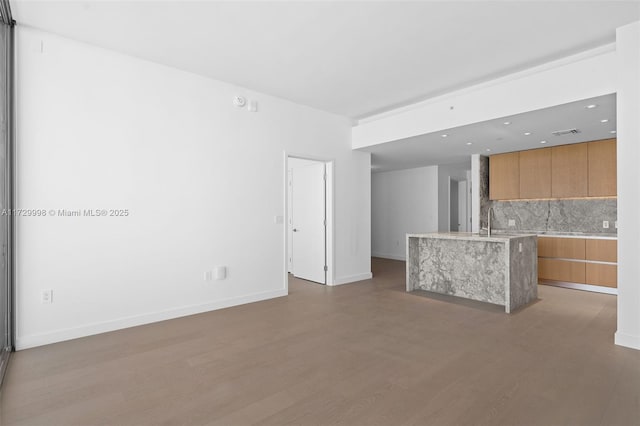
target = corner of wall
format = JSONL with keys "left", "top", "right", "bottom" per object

{"left": 332, "top": 272, "right": 373, "bottom": 286}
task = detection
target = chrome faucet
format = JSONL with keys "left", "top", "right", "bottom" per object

{"left": 487, "top": 207, "right": 494, "bottom": 237}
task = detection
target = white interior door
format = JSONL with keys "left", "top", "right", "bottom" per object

{"left": 291, "top": 162, "right": 326, "bottom": 284}
{"left": 287, "top": 170, "right": 293, "bottom": 273}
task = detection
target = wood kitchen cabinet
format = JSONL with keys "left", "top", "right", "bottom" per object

{"left": 588, "top": 138, "right": 617, "bottom": 197}
{"left": 519, "top": 148, "right": 551, "bottom": 199}
{"left": 489, "top": 152, "right": 519, "bottom": 200}
{"left": 538, "top": 237, "right": 585, "bottom": 259}
{"left": 585, "top": 263, "right": 617, "bottom": 287}
{"left": 585, "top": 239, "right": 617, "bottom": 289}
{"left": 552, "top": 143, "right": 588, "bottom": 198}
{"left": 538, "top": 258, "right": 586, "bottom": 283}
{"left": 538, "top": 236, "right": 617, "bottom": 288}
{"left": 538, "top": 236, "right": 586, "bottom": 283}
{"left": 489, "top": 139, "right": 616, "bottom": 201}
{"left": 586, "top": 239, "right": 617, "bottom": 262}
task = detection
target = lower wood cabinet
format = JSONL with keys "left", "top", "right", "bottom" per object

{"left": 586, "top": 239, "right": 617, "bottom": 263}
{"left": 585, "top": 263, "right": 617, "bottom": 288}
{"left": 538, "top": 237, "right": 585, "bottom": 259}
{"left": 539, "top": 258, "right": 586, "bottom": 283}
{"left": 538, "top": 236, "right": 617, "bottom": 289}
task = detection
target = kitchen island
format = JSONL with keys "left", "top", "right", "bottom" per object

{"left": 406, "top": 232, "right": 538, "bottom": 313}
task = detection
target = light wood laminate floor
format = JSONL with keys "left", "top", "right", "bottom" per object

{"left": 1, "top": 257, "right": 639, "bottom": 425}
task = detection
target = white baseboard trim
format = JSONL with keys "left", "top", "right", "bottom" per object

{"left": 15, "top": 289, "right": 288, "bottom": 350}
{"left": 615, "top": 331, "right": 640, "bottom": 351}
{"left": 332, "top": 272, "right": 373, "bottom": 286}
{"left": 371, "top": 253, "right": 406, "bottom": 261}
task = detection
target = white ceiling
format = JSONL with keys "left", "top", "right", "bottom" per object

{"left": 364, "top": 94, "right": 617, "bottom": 173}
{"left": 11, "top": 1, "right": 640, "bottom": 119}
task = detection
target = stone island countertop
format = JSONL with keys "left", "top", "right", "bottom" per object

{"left": 406, "top": 232, "right": 538, "bottom": 313}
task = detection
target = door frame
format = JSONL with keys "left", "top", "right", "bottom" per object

{"left": 283, "top": 152, "right": 334, "bottom": 291}
{"left": 449, "top": 177, "right": 458, "bottom": 232}
{"left": 457, "top": 179, "right": 469, "bottom": 232}
{"left": 0, "top": 13, "right": 14, "bottom": 387}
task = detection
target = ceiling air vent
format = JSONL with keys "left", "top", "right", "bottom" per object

{"left": 551, "top": 128, "right": 581, "bottom": 136}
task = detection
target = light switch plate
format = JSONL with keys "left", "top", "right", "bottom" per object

{"left": 41, "top": 289, "right": 53, "bottom": 304}
{"left": 508, "top": 219, "right": 515, "bottom": 227}
{"left": 214, "top": 266, "right": 227, "bottom": 280}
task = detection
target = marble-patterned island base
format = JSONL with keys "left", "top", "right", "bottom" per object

{"left": 407, "top": 233, "right": 538, "bottom": 313}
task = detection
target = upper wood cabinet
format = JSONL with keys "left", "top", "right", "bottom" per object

{"left": 588, "top": 138, "right": 617, "bottom": 197}
{"left": 519, "top": 148, "right": 551, "bottom": 199}
{"left": 489, "top": 152, "right": 519, "bottom": 200}
{"left": 551, "top": 143, "right": 588, "bottom": 198}
{"left": 490, "top": 139, "right": 617, "bottom": 200}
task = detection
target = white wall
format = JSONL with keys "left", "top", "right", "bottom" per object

{"left": 615, "top": 21, "right": 640, "bottom": 350}
{"left": 15, "top": 27, "right": 371, "bottom": 349}
{"left": 371, "top": 166, "right": 438, "bottom": 260}
{"left": 353, "top": 45, "right": 615, "bottom": 149}
{"left": 471, "top": 154, "right": 482, "bottom": 233}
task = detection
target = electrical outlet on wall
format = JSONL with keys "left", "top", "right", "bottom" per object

{"left": 508, "top": 219, "right": 515, "bottom": 227}
{"left": 603, "top": 220, "right": 609, "bottom": 229}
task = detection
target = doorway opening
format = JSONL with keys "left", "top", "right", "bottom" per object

{"left": 449, "top": 177, "right": 471, "bottom": 232}
{"left": 284, "top": 154, "right": 334, "bottom": 289}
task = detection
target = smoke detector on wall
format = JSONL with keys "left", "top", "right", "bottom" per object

{"left": 233, "top": 96, "right": 246, "bottom": 107}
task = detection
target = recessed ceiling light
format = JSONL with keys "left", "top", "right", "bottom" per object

{"left": 540, "top": 140, "right": 547, "bottom": 144}
{"left": 486, "top": 149, "right": 491, "bottom": 152}
{"left": 601, "top": 119, "right": 609, "bottom": 123}
{"left": 503, "top": 121, "right": 511, "bottom": 125}
{"left": 586, "top": 104, "right": 597, "bottom": 109}
{"left": 610, "top": 130, "right": 617, "bottom": 134}
{"left": 441, "top": 134, "right": 448, "bottom": 138}
{"left": 466, "top": 142, "right": 473, "bottom": 146}
{"left": 524, "top": 132, "right": 531, "bottom": 136}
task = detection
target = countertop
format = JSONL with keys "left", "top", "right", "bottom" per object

{"left": 490, "top": 230, "right": 617, "bottom": 240}
{"left": 407, "top": 232, "right": 537, "bottom": 243}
